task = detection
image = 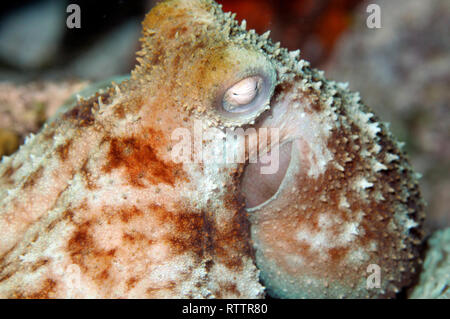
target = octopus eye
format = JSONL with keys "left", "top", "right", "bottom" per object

{"left": 223, "top": 76, "right": 263, "bottom": 113}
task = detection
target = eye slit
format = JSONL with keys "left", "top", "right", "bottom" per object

{"left": 223, "top": 76, "right": 262, "bottom": 112}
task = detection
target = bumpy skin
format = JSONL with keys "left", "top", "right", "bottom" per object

{"left": 0, "top": 0, "right": 424, "bottom": 298}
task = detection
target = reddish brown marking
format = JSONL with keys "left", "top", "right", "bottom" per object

{"left": 68, "top": 222, "right": 93, "bottom": 263}
{"left": 80, "top": 159, "right": 97, "bottom": 190}
{"left": 0, "top": 271, "right": 13, "bottom": 283}
{"left": 63, "top": 101, "right": 95, "bottom": 127}
{"left": 151, "top": 48, "right": 163, "bottom": 66}
{"left": 22, "top": 166, "right": 44, "bottom": 190}
{"left": 0, "top": 163, "right": 23, "bottom": 186}
{"left": 205, "top": 213, "right": 248, "bottom": 270}
{"left": 0, "top": 166, "right": 16, "bottom": 184}
{"left": 168, "top": 25, "right": 188, "bottom": 39}
{"left": 151, "top": 204, "right": 204, "bottom": 257}
{"left": 310, "top": 99, "right": 322, "bottom": 112}
{"left": 122, "top": 232, "right": 153, "bottom": 245}
{"left": 328, "top": 247, "right": 349, "bottom": 264}
{"left": 214, "top": 183, "right": 253, "bottom": 270}
{"left": 103, "top": 133, "right": 186, "bottom": 188}
{"left": 12, "top": 279, "right": 57, "bottom": 299}
{"left": 63, "top": 91, "right": 111, "bottom": 127}
{"left": 55, "top": 139, "right": 73, "bottom": 161}
{"left": 31, "top": 259, "right": 49, "bottom": 272}
{"left": 146, "top": 281, "right": 176, "bottom": 297}
{"left": 1, "top": 166, "right": 15, "bottom": 179}
{"left": 120, "top": 206, "right": 144, "bottom": 223}
{"left": 204, "top": 259, "right": 214, "bottom": 272}
{"left": 126, "top": 277, "right": 138, "bottom": 291}
{"left": 0, "top": 244, "right": 17, "bottom": 271}
{"left": 114, "top": 104, "right": 126, "bottom": 119}
{"left": 218, "top": 282, "right": 240, "bottom": 298}
{"left": 122, "top": 233, "right": 134, "bottom": 242}
{"left": 42, "top": 130, "right": 55, "bottom": 142}
{"left": 97, "top": 269, "right": 110, "bottom": 281}
{"left": 46, "top": 210, "right": 74, "bottom": 232}
{"left": 172, "top": 55, "right": 181, "bottom": 70}
{"left": 151, "top": 194, "right": 251, "bottom": 271}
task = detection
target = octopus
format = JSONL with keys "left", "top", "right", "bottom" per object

{"left": 0, "top": 0, "right": 425, "bottom": 298}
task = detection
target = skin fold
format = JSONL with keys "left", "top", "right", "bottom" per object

{"left": 0, "top": 0, "right": 424, "bottom": 298}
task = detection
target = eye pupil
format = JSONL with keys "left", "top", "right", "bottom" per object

{"left": 223, "top": 76, "right": 262, "bottom": 112}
